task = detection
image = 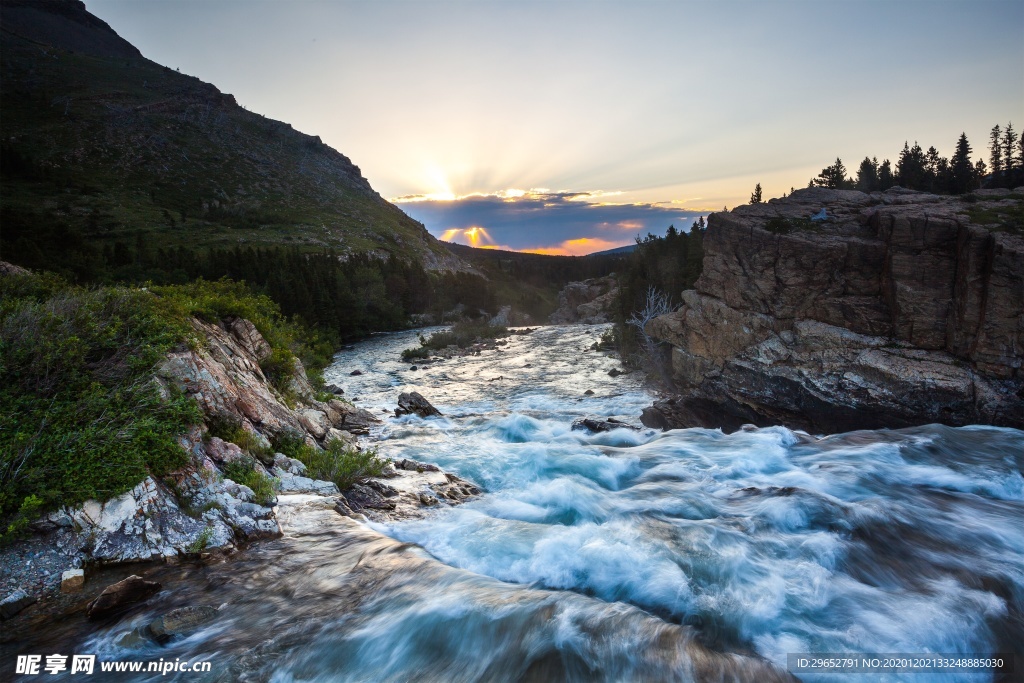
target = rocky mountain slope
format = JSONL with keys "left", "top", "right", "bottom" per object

{"left": 0, "top": 281, "right": 478, "bottom": 614}
{"left": 0, "top": 0, "right": 462, "bottom": 269}
{"left": 642, "top": 187, "right": 1024, "bottom": 433}
{"left": 550, "top": 275, "right": 619, "bottom": 324}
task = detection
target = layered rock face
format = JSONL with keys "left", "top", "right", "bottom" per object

{"left": 550, "top": 276, "right": 619, "bottom": 324}
{"left": 643, "top": 187, "right": 1024, "bottom": 433}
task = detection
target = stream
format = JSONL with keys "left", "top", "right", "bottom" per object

{"left": 5, "top": 324, "right": 1023, "bottom": 682}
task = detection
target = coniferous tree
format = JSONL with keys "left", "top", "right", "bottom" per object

{"left": 750, "top": 183, "right": 763, "bottom": 203}
{"left": 989, "top": 124, "right": 1003, "bottom": 177}
{"left": 813, "top": 158, "right": 853, "bottom": 189}
{"left": 856, "top": 156, "right": 879, "bottom": 192}
{"left": 1003, "top": 123, "right": 1018, "bottom": 172}
{"left": 948, "top": 132, "right": 977, "bottom": 194}
{"left": 896, "top": 142, "right": 928, "bottom": 190}
{"left": 878, "top": 159, "right": 894, "bottom": 190}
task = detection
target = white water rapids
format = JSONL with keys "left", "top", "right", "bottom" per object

{"left": 8, "top": 325, "right": 1023, "bottom": 682}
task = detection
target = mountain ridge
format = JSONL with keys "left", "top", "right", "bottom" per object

{"left": 0, "top": 0, "right": 466, "bottom": 274}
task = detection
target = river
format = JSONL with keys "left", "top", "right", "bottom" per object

{"left": 6, "top": 325, "right": 1023, "bottom": 681}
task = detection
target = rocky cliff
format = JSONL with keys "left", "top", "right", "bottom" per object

{"left": 642, "top": 187, "right": 1024, "bottom": 433}
{"left": 550, "top": 276, "right": 619, "bottom": 324}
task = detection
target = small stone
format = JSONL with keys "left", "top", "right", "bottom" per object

{"left": 350, "top": 369, "right": 363, "bottom": 376}
{"left": 60, "top": 569, "right": 85, "bottom": 593}
{"left": 608, "top": 368, "right": 624, "bottom": 377}
{"left": 584, "top": 389, "right": 595, "bottom": 395}
{"left": 410, "top": 365, "right": 418, "bottom": 371}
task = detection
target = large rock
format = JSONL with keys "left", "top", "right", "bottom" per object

{"left": 550, "top": 276, "right": 619, "bottom": 324}
{"left": 395, "top": 391, "right": 442, "bottom": 418}
{"left": 644, "top": 188, "right": 1024, "bottom": 432}
{"left": 0, "top": 589, "right": 36, "bottom": 619}
{"left": 87, "top": 575, "right": 162, "bottom": 619}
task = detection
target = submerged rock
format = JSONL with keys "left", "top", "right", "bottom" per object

{"left": 87, "top": 575, "right": 161, "bottom": 619}
{"left": 60, "top": 569, "right": 84, "bottom": 593}
{"left": 395, "top": 391, "right": 442, "bottom": 418}
{"left": 571, "top": 417, "right": 641, "bottom": 433}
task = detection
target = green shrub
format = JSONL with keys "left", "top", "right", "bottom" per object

{"left": 0, "top": 274, "right": 201, "bottom": 523}
{"left": 402, "top": 319, "right": 508, "bottom": 359}
{"left": 221, "top": 457, "right": 277, "bottom": 506}
{"left": 0, "top": 495, "right": 44, "bottom": 546}
{"left": 206, "top": 414, "right": 273, "bottom": 462}
{"left": 185, "top": 526, "right": 214, "bottom": 554}
{"left": 274, "top": 433, "right": 387, "bottom": 490}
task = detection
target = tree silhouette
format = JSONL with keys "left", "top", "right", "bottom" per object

{"left": 856, "top": 157, "right": 879, "bottom": 192}
{"left": 989, "top": 124, "right": 1003, "bottom": 176}
{"left": 750, "top": 183, "right": 763, "bottom": 203}
{"left": 948, "top": 132, "right": 977, "bottom": 194}
{"left": 813, "top": 158, "right": 853, "bottom": 189}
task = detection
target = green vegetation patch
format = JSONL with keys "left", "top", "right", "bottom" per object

{"left": 274, "top": 434, "right": 388, "bottom": 491}
{"left": 0, "top": 272, "right": 201, "bottom": 535}
{"left": 221, "top": 457, "right": 277, "bottom": 506}
{"left": 967, "top": 199, "right": 1024, "bottom": 235}
{"left": 401, "top": 319, "right": 509, "bottom": 360}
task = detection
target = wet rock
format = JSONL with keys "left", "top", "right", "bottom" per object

{"left": 571, "top": 417, "right": 641, "bottom": 433}
{"left": 276, "top": 473, "right": 339, "bottom": 495}
{"left": 324, "top": 383, "right": 344, "bottom": 395}
{"left": 608, "top": 368, "right": 624, "bottom": 377}
{"left": 410, "top": 365, "right": 418, "bottom": 371}
{"left": 584, "top": 389, "right": 595, "bottom": 396}
{"left": 364, "top": 480, "right": 399, "bottom": 497}
{"left": 326, "top": 400, "right": 380, "bottom": 434}
{"left": 394, "top": 458, "right": 440, "bottom": 473}
{"left": 87, "top": 575, "right": 161, "bottom": 619}
{"left": 61, "top": 569, "right": 84, "bottom": 593}
{"left": 341, "top": 484, "right": 397, "bottom": 512}
{"left": 350, "top": 369, "right": 363, "bottom": 376}
{"left": 395, "top": 391, "right": 442, "bottom": 418}
{"left": 148, "top": 605, "right": 219, "bottom": 642}
{"left": 0, "top": 589, "right": 36, "bottom": 619}
{"left": 418, "top": 493, "right": 439, "bottom": 506}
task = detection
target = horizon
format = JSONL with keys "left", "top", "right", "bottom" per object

{"left": 87, "top": 0, "right": 1024, "bottom": 254}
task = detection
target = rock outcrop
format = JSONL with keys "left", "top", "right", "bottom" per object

{"left": 643, "top": 187, "right": 1024, "bottom": 433}
{"left": 550, "top": 276, "right": 620, "bottom": 324}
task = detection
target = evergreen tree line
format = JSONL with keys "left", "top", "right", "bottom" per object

{"left": 613, "top": 217, "right": 706, "bottom": 359}
{"left": 809, "top": 121, "right": 1024, "bottom": 194}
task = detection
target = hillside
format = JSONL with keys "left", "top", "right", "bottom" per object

{"left": 0, "top": 0, "right": 463, "bottom": 278}
{"left": 444, "top": 242, "right": 629, "bottom": 320}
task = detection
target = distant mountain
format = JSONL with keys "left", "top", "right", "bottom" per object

{"left": 0, "top": 0, "right": 464, "bottom": 273}
{"left": 585, "top": 243, "right": 636, "bottom": 257}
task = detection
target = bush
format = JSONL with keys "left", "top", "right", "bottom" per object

{"left": 0, "top": 273, "right": 202, "bottom": 523}
{"left": 401, "top": 319, "right": 508, "bottom": 359}
{"left": 221, "top": 457, "right": 277, "bottom": 506}
{"left": 274, "top": 433, "right": 388, "bottom": 490}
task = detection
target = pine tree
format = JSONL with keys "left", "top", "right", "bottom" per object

{"left": 750, "top": 183, "right": 763, "bottom": 203}
{"left": 878, "top": 159, "right": 894, "bottom": 191}
{"left": 896, "top": 142, "right": 928, "bottom": 190}
{"left": 1003, "top": 123, "right": 1018, "bottom": 172}
{"left": 856, "top": 156, "right": 879, "bottom": 192}
{"left": 989, "top": 124, "right": 1003, "bottom": 176}
{"left": 814, "top": 158, "right": 852, "bottom": 189}
{"left": 948, "top": 132, "right": 977, "bottom": 194}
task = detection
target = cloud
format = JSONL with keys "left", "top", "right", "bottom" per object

{"left": 395, "top": 188, "right": 708, "bottom": 254}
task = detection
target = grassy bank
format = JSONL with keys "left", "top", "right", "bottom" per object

{"left": 0, "top": 271, "right": 331, "bottom": 539}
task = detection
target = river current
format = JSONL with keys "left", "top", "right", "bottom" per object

{"left": 8, "top": 325, "right": 1023, "bottom": 682}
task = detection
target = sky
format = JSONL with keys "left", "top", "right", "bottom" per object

{"left": 88, "top": 0, "right": 1024, "bottom": 254}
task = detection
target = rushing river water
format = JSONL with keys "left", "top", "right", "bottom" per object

{"left": 6, "top": 325, "right": 1023, "bottom": 682}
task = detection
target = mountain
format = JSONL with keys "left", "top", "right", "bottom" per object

{"left": 0, "top": 0, "right": 464, "bottom": 275}
{"left": 586, "top": 244, "right": 636, "bottom": 257}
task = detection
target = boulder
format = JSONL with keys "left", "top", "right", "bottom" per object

{"left": 0, "top": 589, "right": 36, "bottom": 619}
{"left": 395, "top": 391, "right": 442, "bottom": 418}
{"left": 571, "top": 417, "right": 641, "bottom": 433}
{"left": 550, "top": 276, "right": 619, "bottom": 324}
{"left": 87, "top": 575, "right": 162, "bottom": 619}
{"left": 327, "top": 400, "right": 380, "bottom": 434}
{"left": 147, "top": 605, "right": 218, "bottom": 641}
